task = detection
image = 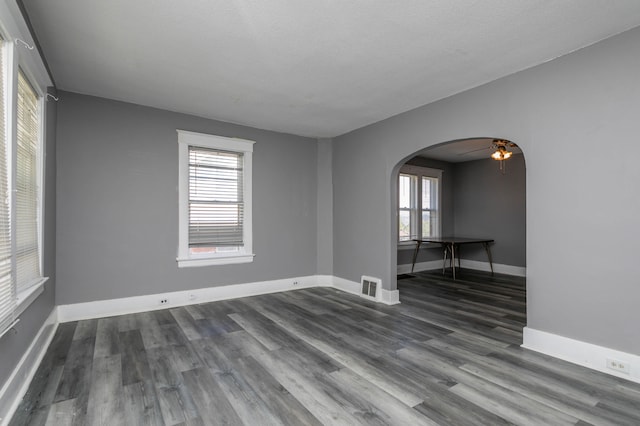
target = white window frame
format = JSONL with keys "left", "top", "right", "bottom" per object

{"left": 0, "top": 1, "right": 52, "bottom": 333}
{"left": 9, "top": 56, "right": 48, "bottom": 314}
{"left": 177, "top": 130, "right": 255, "bottom": 267}
{"left": 398, "top": 165, "right": 442, "bottom": 248}
{"left": 14, "top": 69, "right": 45, "bottom": 291}
{"left": 398, "top": 172, "right": 417, "bottom": 242}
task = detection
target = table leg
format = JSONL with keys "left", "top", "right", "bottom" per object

{"left": 483, "top": 242, "right": 494, "bottom": 275}
{"left": 411, "top": 240, "right": 422, "bottom": 273}
{"left": 442, "top": 244, "right": 448, "bottom": 275}
{"left": 451, "top": 243, "right": 457, "bottom": 280}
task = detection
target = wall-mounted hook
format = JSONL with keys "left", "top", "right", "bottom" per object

{"left": 15, "top": 38, "right": 34, "bottom": 50}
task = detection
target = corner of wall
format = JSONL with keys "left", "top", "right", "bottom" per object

{"left": 316, "top": 137, "right": 334, "bottom": 275}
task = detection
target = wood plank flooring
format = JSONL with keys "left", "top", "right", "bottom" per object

{"left": 10, "top": 269, "right": 640, "bottom": 425}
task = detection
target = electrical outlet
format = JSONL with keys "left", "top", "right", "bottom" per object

{"left": 159, "top": 298, "right": 169, "bottom": 305}
{"left": 293, "top": 280, "right": 299, "bottom": 286}
{"left": 606, "top": 358, "right": 630, "bottom": 374}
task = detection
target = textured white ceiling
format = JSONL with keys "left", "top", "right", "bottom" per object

{"left": 23, "top": 0, "right": 640, "bottom": 138}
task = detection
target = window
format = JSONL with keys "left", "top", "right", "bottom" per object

{"left": 0, "top": 27, "right": 50, "bottom": 337}
{"left": 421, "top": 175, "right": 439, "bottom": 238}
{"left": 177, "top": 130, "right": 255, "bottom": 267}
{"left": 16, "top": 71, "right": 41, "bottom": 290}
{"left": 398, "top": 165, "right": 442, "bottom": 242}
{"left": 398, "top": 173, "right": 416, "bottom": 241}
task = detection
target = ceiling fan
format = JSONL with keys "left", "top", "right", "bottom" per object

{"left": 459, "top": 139, "right": 518, "bottom": 174}
{"left": 490, "top": 139, "right": 517, "bottom": 160}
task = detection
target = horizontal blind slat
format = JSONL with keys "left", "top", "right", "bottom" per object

{"left": 188, "top": 146, "right": 244, "bottom": 248}
{"left": 16, "top": 71, "right": 41, "bottom": 289}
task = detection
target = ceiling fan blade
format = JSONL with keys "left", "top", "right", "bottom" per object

{"left": 458, "top": 146, "right": 490, "bottom": 156}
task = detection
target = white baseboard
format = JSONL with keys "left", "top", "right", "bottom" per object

{"left": 398, "top": 259, "right": 526, "bottom": 277}
{"left": 397, "top": 260, "right": 442, "bottom": 274}
{"left": 0, "top": 308, "right": 58, "bottom": 425}
{"left": 522, "top": 327, "right": 640, "bottom": 384}
{"left": 315, "top": 275, "right": 335, "bottom": 287}
{"left": 382, "top": 289, "right": 400, "bottom": 305}
{"left": 330, "top": 275, "right": 361, "bottom": 295}
{"left": 58, "top": 276, "right": 320, "bottom": 322}
{"left": 460, "top": 259, "right": 526, "bottom": 277}
{"left": 58, "top": 274, "right": 402, "bottom": 322}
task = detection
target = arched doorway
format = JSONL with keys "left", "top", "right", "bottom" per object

{"left": 392, "top": 137, "right": 527, "bottom": 337}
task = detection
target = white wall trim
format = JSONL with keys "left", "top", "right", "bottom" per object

{"left": 460, "top": 259, "right": 526, "bottom": 277}
{"left": 176, "top": 253, "right": 255, "bottom": 268}
{"left": 315, "top": 274, "right": 335, "bottom": 287}
{"left": 0, "top": 307, "right": 58, "bottom": 426}
{"left": 381, "top": 288, "right": 400, "bottom": 305}
{"left": 397, "top": 260, "right": 442, "bottom": 274}
{"left": 331, "top": 276, "right": 361, "bottom": 295}
{"left": 58, "top": 274, "right": 402, "bottom": 322}
{"left": 58, "top": 276, "right": 319, "bottom": 322}
{"left": 398, "top": 260, "right": 526, "bottom": 277}
{"left": 522, "top": 327, "right": 640, "bottom": 384}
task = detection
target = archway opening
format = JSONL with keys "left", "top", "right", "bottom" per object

{"left": 393, "top": 137, "right": 527, "bottom": 338}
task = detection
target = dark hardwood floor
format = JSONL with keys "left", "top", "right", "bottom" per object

{"left": 10, "top": 269, "right": 640, "bottom": 425}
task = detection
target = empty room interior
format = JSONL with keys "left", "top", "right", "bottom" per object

{"left": 2, "top": 1, "right": 640, "bottom": 425}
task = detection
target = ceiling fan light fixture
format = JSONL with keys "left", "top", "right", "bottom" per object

{"left": 490, "top": 139, "right": 516, "bottom": 174}
{"left": 491, "top": 145, "right": 512, "bottom": 161}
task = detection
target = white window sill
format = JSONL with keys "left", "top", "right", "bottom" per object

{"left": 15, "top": 277, "right": 48, "bottom": 317}
{"left": 177, "top": 253, "right": 255, "bottom": 268}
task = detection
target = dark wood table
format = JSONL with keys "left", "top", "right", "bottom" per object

{"left": 411, "top": 237, "right": 494, "bottom": 280}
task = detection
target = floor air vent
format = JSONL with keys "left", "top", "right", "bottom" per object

{"left": 360, "top": 276, "right": 382, "bottom": 301}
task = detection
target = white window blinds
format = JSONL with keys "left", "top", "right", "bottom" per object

{"left": 0, "top": 41, "right": 17, "bottom": 334}
{"left": 188, "top": 146, "right": 244, "bottom": 247}
{"left": 16, "top": 71, "right": 40, "bottom": 289}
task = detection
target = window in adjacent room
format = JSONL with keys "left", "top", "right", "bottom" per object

{"left": 177, "top": 130, "right": 255, "bottom": 267}
{"left": 398, "top": 173, "right": 416, "bottom": 241}
{"left": 398, "top": 165, "right": 442, "bottom": 242}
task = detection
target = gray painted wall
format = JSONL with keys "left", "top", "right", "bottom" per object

{"left": 56, "top": 92, "right": 318, "bottom": 305}
{"left": 333, "top": 26, "right": 640, "bottom": 355}
{"left": 0, "top": 88, "right": 57, "bottom": 388}
{"left": 453, "top": 155, "right": 526, "bottom": 267}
